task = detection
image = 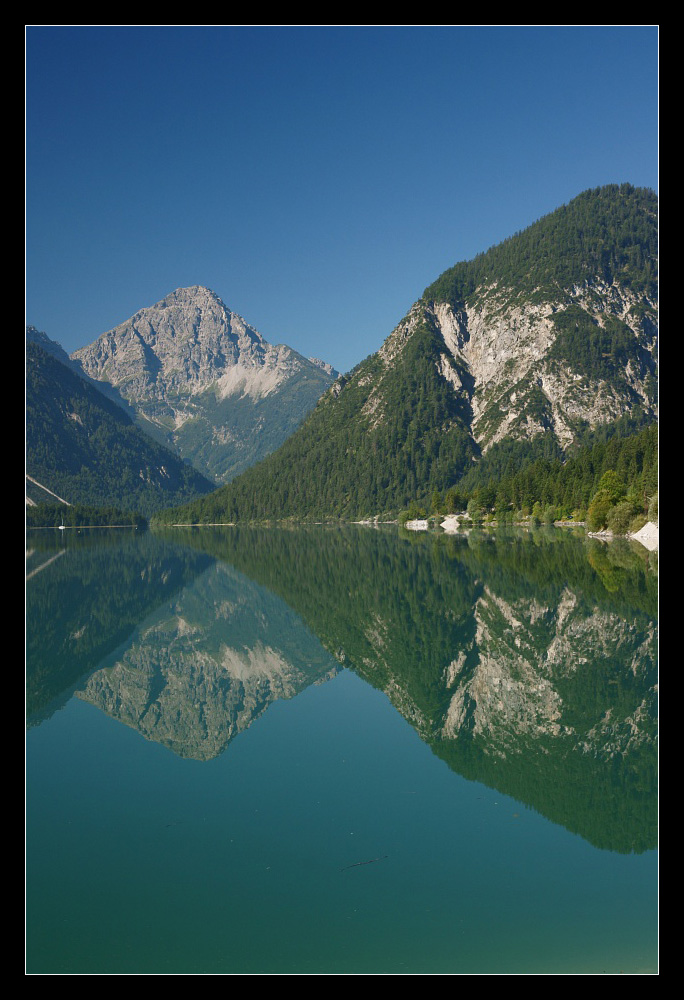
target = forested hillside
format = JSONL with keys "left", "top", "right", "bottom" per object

{"left": 153, "top": 185, "right": 657, "bottom": 525}
{"left": 27, "top": 339, "right": 215, "bottom": 515}
{"left": 424, "top": 184, "right": 657, "bottom": 307}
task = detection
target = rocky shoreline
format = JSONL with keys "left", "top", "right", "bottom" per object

{"left": 629, "top": 520, "right": 658, "bottom": 550}
{"left": 402, "top": 514, "right": 659, "bottom": 550}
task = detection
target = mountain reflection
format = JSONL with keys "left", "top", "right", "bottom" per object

{"left": 26, "top": 524, "right": 657, "bottom": 853}
{"left": 26, "top": 530, "right": 214, "bottom": 723}
{"left": 76, "top": 560, "right": 338, "bottom": 760}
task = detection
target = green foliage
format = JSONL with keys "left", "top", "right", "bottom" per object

{"left": 547, "top": 307, "right": 654, "bottom": 385}
{"left": 455, "top": 434, "right": 565, "bottom": 499}
{"left": 542, "top": 504, "right": 558, "bottom": 524}
{"left": 583, "top": 460, "right": 656, "bottom": 535}
{"left": 26, "top": 341, "right": 215, "bottom": 515}
{"left": 442, "top": 421, "right": 657, "bottom": 531}
{"left": 629, "top": 514, "right": 648, "bottom": 534}
{"left": 466, "top": 497, "right": 484, "bottom": 522}
{"left": 170, "top": 524, "right": 656, "bottom": 852}
{"left": 530, "top": 501, "right": 543, "bottom": 525}
{"left": 170, "top": 363, "right": 334, "bottom": 483}
{"left": 152, "top": 185, "right": 657, "bottom": 528}
{"left": 595, "top": 469, "right": 627, "bottom": 505}
{"left": 424, "top": 184, "right": 658, "bottom": 309}
{"left": 607, "top": 501, "right": 639, "bottom": 536}
{"left": 586, "top": 491, "right": 615, "bottom": 531}
{"left": 399, "top": 505, "right": 427, "bottom": 526}
{"left": 26, "top": 503, "right": 146, "bottom": 529}
{"left": 154, "top": 320, "right": 479, "bottom": 524}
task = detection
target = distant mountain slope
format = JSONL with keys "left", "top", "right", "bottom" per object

{"left": 155, "top": 184, "right": 657, "bottom": 524}
{"left": 26, "top": 471, "right": 72, "bottom": 508}
{"left": 70, "top": 285, "right": 338, "bottom": 483}
{"left": 26, "top": 334, "right": 215, "bottom": 515}
{"left": 421, "top": 183, "right": 657, "bottom": 452}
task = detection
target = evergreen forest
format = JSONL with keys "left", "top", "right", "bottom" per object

{"left": 26, "top": 341, "right": 215, "bottom": 518}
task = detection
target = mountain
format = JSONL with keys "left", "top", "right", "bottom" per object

{"left": 155, "top": 184, "right": 658, "bottom": 524}
{"left": 74, "top": 560, "right": 338, "bottom": 761}
{"left": 28, "top": 521, "right": 656, "bottom": 850}
{"left": 26, "top": 531, "right": 215, "bottom": 723}
{"left": 70, "top": 285, "right": 338, "bottom": 483}
{"left": 26, "top": 331, "right": 216, "bottom": 515}
{"left": 27, "top": 325, "right": 75, "bottom": 368}
{"left": 168, "top": 524, "right": 657, "bottom": 853}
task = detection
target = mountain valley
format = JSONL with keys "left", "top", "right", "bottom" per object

{"left": 27, "top": 185, "right": 657, "bottom": 525}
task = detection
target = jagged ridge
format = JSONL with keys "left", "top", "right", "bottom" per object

{"left": 71, "top": 286, "right": 338, "bottom": 483}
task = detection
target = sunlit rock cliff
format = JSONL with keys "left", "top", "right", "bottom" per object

{"left": 384, "top": 276, "right": 657, "bottom": 453}
{"left": 71, "top": 286, "right": 337, "bottom": 483}
{"left": 159, "top": 185, "right": 657, "bottom": 523}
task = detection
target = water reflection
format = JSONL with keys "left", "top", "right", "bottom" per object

{"left": 77, "top": 560, "right": 338, "bottom": 760}
{"left": 27, "top": 525, "right": 657, "bottom": 854}
{"left": 26, "top": 530, "right": 214, "bottom": 723}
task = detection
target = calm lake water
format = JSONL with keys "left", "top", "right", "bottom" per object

{"left": 26, "top": 524, "right": 658, "bottom": 974}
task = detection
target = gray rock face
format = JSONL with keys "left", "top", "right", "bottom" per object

{"left": 71, "top": 286, "right": 338, "bottom": 482}
{"left": 440, "top": 585, "right": 657, "bottom": 760}
{"left": 432, "top": 281, "right": 657, "bottom": 450}
{"left": 75, "top": 561, "right": 339, "bottom": 760}
{"left": 375, "top": 279, "right": 657, "bottom": 452}
{"left": 73, "top": 287, "right": 288, "bottom": 398}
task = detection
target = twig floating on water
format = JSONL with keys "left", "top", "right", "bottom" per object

{"left": 340, "top": 855, "right": 388, "bottom": 872}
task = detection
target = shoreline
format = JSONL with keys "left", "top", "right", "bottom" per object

{"left": 402, "top": 514, "right": 659, "bottom": 550}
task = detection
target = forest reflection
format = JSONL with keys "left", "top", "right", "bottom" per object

{"left": 27, "top": 524, "right": 657, "bottom": 853}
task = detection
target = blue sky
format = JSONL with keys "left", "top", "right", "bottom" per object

{"left": 26, "top": 25, "right": 658, "bottom": 375}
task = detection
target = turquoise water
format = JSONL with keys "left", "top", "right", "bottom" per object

{"left": 26, "top": 526, "right": 658, "bottom": 974}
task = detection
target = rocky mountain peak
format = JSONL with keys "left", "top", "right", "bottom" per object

{"left": 71, "top": 285, "right": 275, "bottom": 392}
{"left": 27, "top": 325, "right": 72, "bottom": 364}
{"left": 66, "top": 285, "right": 338, "bottom": 484}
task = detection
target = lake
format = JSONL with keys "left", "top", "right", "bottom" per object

{"left": 26, "top": 524, "right": 658, "bottom": 974}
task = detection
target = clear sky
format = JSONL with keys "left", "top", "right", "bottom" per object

{"left": 26, "top": 25, "right": 658, "bottom": 376}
